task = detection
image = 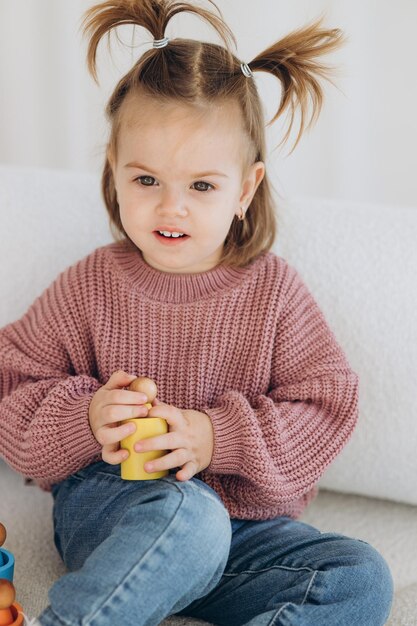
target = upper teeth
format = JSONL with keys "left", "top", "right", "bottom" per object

{"left": 159, "top": 231, "right": 184, "bottom": 238}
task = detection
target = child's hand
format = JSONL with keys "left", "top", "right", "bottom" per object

{"left": 88, "top": 370, "right": 149, "bottom": 465}
{"left": 135, "top": 399, "right": 214, "bottom": 482}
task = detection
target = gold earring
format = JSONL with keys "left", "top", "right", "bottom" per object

{"left": 237, "top": 207, "right": 245, "bottom": 221}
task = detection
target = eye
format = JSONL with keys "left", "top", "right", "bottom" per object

{"left": 192, "top": 181, "right": 214, "bottom": 192}
{"left": 134, "top": 176, "right": 214, "bottom": 192}
{"left": 135, "top": 176, "right": 155, "bottom": 186}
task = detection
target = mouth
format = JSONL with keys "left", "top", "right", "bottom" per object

{"left": 153, "top": 231, "right": 191, "bottom": 245}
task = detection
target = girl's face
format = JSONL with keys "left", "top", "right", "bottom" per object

{"left": 110, "top": 95, "right": 265, "bottom": 274}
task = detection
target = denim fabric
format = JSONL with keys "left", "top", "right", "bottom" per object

{"left": 38, "top": 461, "right": 393, "bottom": 626}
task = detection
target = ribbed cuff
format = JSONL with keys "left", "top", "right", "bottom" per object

{"left": 29, "top": 376, "right": 104, "bottom": 483}
{"left": 58, "top": 390, "right": 103, "bottom": 466}
{"left": 203, "top": 401, "right": 247, "bottom": 474}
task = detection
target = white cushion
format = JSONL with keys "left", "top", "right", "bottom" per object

{"left": 1, "top": 165, "right": 416, "bottom": 506}
{"left": 0, "top": 164, "right": 113, "bottom": 327}
{"left": 273, "top": 196, "right": 417, "bottom": 505}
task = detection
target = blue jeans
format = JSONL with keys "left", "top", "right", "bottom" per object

{"left": 38, "top": 461, "right": 393, "bottom": 626}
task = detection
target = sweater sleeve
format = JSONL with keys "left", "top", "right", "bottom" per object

{"left": 0, "top": 261, "right": 103, "bottom": 487}
{"left": 201, "top": 263, "right": 359, "bottom": 509}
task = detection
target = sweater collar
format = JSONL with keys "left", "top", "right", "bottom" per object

{"left": 110, "top": 238, "right": 266, "bottom": 304}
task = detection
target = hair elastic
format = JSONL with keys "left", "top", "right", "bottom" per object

{"left": 153, "top": 36, "right": 170, "bottom": 48}
{"left": 152, "top": 37, "right": 254, "bottom": 79}
{"left": 240, "top": 63, "right": 253, "bottom": 78}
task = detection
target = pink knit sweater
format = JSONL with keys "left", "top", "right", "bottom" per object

{"left": 0, "top": 239, "right": 359, "bottom": 520}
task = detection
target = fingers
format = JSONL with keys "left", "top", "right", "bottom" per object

{"left": 104, "top": 370, "right": 138, "bottom": 391}
{"left": 98, "top": 383, "right": 184, "bottom": 468}
{"left": 103, "top": 371, "right": 149, "bottom": 405}
{"left": 101, "top": 402, "right": 149, "bottom": 427}
{"left": 143, "top": 449, "right": 187, "bottom": 474}
{"left": 147, "top": 402, "right": 182, "bottom": 426}
{"left": 175, "top": 461, "right": 197, "bottom": 482}
{"left": 134, "top": 431, "right": 175, "bottom": 453}
{"left": 95, "top": 371, "right": 153, "bottom": 464}
{"left": 98, "top": 421, "right": 138, "bottom": 447}
{"left": 101, "top": 397, "right": 175, "bottom": 430}
{"left": 102, "top": 442, "right": 129, "bottom": 465}
{"left": 141, "top": 452, "right": 197, "bottom": 482}
{"left": 109, "top": 389, "right": 149, "bottom": 406}
{"left": 147, "top": 400, "right": 172, "bottom": 416}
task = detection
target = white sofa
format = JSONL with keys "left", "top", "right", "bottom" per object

{"left": 1, "top": 164, "right": 416, "bottom": 625}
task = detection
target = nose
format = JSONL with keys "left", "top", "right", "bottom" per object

{"left": 156, "top": 189, "right": 188, "bottom": 218}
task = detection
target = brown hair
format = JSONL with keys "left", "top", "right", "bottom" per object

{"left": 81, "top": 0, "right": 346, "bottom": 268}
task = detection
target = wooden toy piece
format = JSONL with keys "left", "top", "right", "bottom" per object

{"left": 0, "top": 579, "right": 24, "bottom": 626}
{"left": 120, "top": 376, "right": 169, "bottom": 480}
{"left": 128, "top": 376, "right": 158, "bottom": 408}
{"left": 0, "top": 525, "right": 5, "bottom": 548}
{"left": 0, "top": 523, "right": 15, "bottom": 580}
{"left": 0, "top": 578, "right": 14, "bottom": 625}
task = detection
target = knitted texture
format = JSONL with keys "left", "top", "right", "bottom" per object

{"left": 0, "top": 239, "right": 359, "bottom": 520}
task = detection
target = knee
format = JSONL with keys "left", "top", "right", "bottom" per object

{"left": 343, "top": 540, "right": 394, "bottom": 624}
{"left": 169, "top": 477, "right": 232, "bottom": 580}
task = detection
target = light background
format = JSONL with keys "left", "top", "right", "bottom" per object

{"left": 0, "top": 0, "right": 416, "bottom": 207}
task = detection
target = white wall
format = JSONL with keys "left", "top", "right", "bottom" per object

{"left": 0, "top": 0, "right": 416, "bottom": 207}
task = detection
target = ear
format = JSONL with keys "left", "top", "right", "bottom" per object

{"left": 239, "top": 161, "right": 265, "bottom": 210}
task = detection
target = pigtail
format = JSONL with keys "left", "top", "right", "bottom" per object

{"left": 80, "top": 0, "right": 237, "bottom": 85}
{"left": 249, "top": 13, "right": 347, "bottom": 155}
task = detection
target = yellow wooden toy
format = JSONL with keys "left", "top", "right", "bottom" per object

{"left": 120, "top": 377, "right": 169, "bottom": 480}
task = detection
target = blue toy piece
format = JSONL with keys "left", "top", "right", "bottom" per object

{"left": 0, "top": 523, "right": 14, "bottom": 582}
{"left": 0, "top": 548, "right": 14, "bottom": 582}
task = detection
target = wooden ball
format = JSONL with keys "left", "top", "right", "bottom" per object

{"left": 128, "top": 377, "right": 157, "bottom": 403}
{"left": 0, "top": 523, "right": 6, "bottom": 547}
{"left": 0, "top": 578, "right": 15, "bottom": 609}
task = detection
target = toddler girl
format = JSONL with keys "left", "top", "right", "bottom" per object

{"left": 0, "top": 0, "right": 393, "bottom": 624}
